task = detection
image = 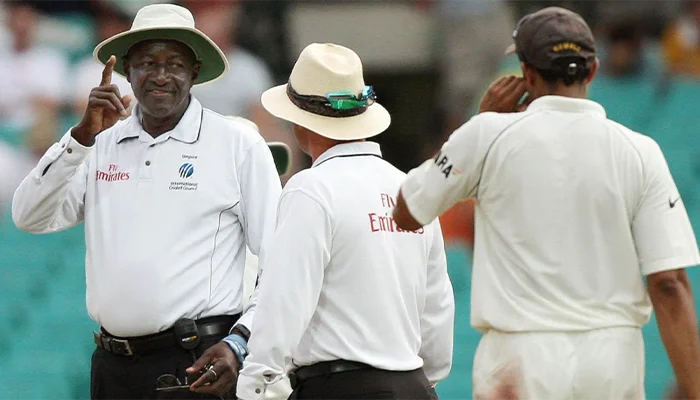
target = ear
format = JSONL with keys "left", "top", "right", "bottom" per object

{"left": 520, "top": 62, "right": 536, "bottom": 87}
{"left": 192, "top": 62, "right": 201, "bottom": 83}
{"left": 586, "top": 58, "right": 600, "bottom": 84}
{"left": 122, "top": 58, "right": 132, "bottom": 83}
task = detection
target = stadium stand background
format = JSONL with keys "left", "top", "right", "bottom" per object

{"left": 0, "top": 0, "right": 699, "bottom": 399}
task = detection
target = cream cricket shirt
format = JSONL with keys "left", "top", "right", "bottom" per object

{"left": 401, "top": 95, "right": 700, "bottom": 332}
{"left": 237, "top": 142, "right": 455, "bottom": 400}
{"left": 12, "top": 97, "right": 282, "bottom": 337}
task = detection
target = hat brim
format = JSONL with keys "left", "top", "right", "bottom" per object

{"left": 93, "top": 27, "right": 228, "bottom": 85}
{"left": 261, "top": 84, "right": 391, "bottom": 141}
{"left": 267, "top": 142, "right": 292, "bottom": 176}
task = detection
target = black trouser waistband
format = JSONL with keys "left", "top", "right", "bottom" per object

{"left": 289, "top": 360, "right": 373, "bottom": 389}
{"left": 94, "top": 314, "right": 240, "bottom": 356}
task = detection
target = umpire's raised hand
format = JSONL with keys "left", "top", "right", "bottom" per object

{"left": 71, "top": 55, "right": 132, "bottom": 146}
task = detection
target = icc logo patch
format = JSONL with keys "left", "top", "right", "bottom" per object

{"left": 170, "top": 163, "right": 198, "bottom": 191}
{"left": 179, "top": 163, "right": 195, "bottom": 179}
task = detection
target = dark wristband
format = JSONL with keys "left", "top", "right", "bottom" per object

{"left": 230, "top": 324, "right": 250, "bottom": 342}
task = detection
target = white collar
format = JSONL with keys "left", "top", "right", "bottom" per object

{"left": 117, "top": 96, "right": 204, "bottom": 144}
{"left": 312, "top": 141, "right": 382, "bottom": 168}
{"left": 527, "top": 95, "right": 606, "bottom": 117}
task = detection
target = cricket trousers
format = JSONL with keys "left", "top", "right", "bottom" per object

{"left": 91, "top": 334, "right": 233, "bottom": 400}
{"left": 288, "top": 361, "right": 438, "bottom": 400}
{"left": 472, "top": 327, "right": 646, "bottom": 400}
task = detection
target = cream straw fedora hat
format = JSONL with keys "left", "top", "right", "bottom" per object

{"left": 261, "top": 43, "right": 391, "bottom": 141}
{"left": 93, "top": 4, "right": 228, "bottom": 85}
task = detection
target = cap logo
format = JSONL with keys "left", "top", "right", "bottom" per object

{"left": 552, "top": 42, "right": 581, "bottom": 53}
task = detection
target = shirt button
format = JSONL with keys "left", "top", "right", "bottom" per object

{"left": 66, "top": 148, "right": 73, "bottom": 154}
{"left": 255, "top": 389, "right": 261, "bottom": 394}
{"left": 145, "top": 160, "right": 151, "bottom": 166}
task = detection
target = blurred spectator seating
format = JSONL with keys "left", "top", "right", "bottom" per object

{"left": 431, "top": 0, "right": 515, "bottom": 135}
{"left": 662, "top": 0, "right": 700, "bottom": 78}
{"left": 0, "top": 2, "right": 69, "bottom": 152}
{"left": 0, "top": 207, "right": 92, "bottom": 399}
{"left": 434, "top": 246, "right": 478, "bottom": 400}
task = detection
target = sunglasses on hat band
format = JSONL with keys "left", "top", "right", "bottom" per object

{"left": 287, "top": 85, "right": 376, "bottom": 111}
{"left": 325, "top": 86, "right": 376, "bottom": 110}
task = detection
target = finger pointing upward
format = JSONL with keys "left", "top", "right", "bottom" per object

{"left": 101, "top": 55, "right": 116, "bottom": 86}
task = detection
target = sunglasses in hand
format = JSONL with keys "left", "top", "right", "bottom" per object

{"left": 155, "top": 364, "right": 214, "bottom": 392}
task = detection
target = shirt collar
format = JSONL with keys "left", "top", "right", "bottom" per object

{"left": 312, "top": 141, "right": 383, "bottom": 168}
{"left": 117, "top": 96, "right": 203, "bottom": 144}
{"left": 526, "top": 95, "right": 606, "bottom": 117}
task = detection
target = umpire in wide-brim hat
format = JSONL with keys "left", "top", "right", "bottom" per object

{"left": 93, "top": 3, "right": 228, "bottom": 85}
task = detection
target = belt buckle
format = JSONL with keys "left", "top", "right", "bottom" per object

{"left": 110, "top": 338, "right": 134, "bottom": 356}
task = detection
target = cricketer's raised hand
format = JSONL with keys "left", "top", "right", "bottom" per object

{"left": 478, "top": 75, "right": 527, "bottom": 114}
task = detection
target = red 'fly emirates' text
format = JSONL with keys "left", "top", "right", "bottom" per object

{"left": 369, "top": 193, "right": 424, "bottom": 234}
{"left": 96, "top": 164, "right": 130, "bottom": 182}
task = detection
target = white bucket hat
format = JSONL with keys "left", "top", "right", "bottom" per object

{"left": 93, "top": 4, "right": 229, "bottom": 85}
{"left": 261, "top": 43, "right": 391, "bottom": 141}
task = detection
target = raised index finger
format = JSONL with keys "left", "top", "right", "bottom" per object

{"left": 101, "top": 55, "right": 116, "bottom": 86}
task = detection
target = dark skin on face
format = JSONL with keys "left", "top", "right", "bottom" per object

{"left": 123, "top": 39, "right": 201, "bottom": 137}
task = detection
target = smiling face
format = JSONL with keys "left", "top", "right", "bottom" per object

{"left": 123, "top": 40, "right": 200, "bottom": 119}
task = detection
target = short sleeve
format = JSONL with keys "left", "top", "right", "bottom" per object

{"left": 400, "top": 115, "right": 492, "bottom": 226}
{"left": 632, "top": 141, "right": 700, "bottom": 275}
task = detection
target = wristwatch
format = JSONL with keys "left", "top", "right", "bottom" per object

{"left": 230, "top": 324, "right": 251, "bottom": 341}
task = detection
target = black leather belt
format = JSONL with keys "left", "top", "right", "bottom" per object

{"left": 93, "top": 314, "right": 240, "bottom": 356}
{"left": 289, "top": 360, "right": 372, "bottom": 389}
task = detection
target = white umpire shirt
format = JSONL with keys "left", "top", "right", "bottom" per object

{"left": 12, "top": 97, "right": 282, "bottom": 337}
{"left": 237, "top": 141, "right": 455, "bottom": 400}
{"left": 400, "top": 95, "right": 700, "bottom": 333}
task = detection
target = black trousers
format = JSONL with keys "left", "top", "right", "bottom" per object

{"left": 289, "top": 367, "right": 439, "bottom": 400}
{"left": 91, "top": 335, "right": 234, "bottom": 400}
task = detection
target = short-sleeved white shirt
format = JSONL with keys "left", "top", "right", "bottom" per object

{"left": 401, "top": 95, "right": 700, "bottom": 332}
